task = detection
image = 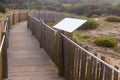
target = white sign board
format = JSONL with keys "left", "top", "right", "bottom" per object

{"left": 53, "top": 18, "right": 87, "bottom": 33}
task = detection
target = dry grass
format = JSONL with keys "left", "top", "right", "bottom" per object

{"left": 73, "top": 16, "right": 120, "bottom": 67}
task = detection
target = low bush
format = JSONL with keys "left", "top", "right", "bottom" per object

{"left": 94, "top": 37, "right": 117, "bottom": 48}
{"left": 105, "top": 15, "right": 120, "bottom": 22}
{"left": 79, "top": 18, "right": 99, "bottom": 30}
{"left": 0, "top": 3, "right": 6, "bottom": 13}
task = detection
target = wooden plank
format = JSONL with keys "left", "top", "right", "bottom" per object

{"left": 63, "top": 38, "right": 70, "bottom": 80}
{"left": 104, "top": 65, "right": 112, "bottom": 80}
{"left": 99, "top": 56, "right": 105, "bottom": 80}
{"left": 2, "top": 32, "right": 8, "bottom": 78}
{"left": 76, "top": 48, "right": 81, "bottom": 80}
{"left": 96, "top": 62, "right": 100, "bottom": 80}
{"left": 80, "top": 47, "right": 87, "bottom": 80}
{"left": 0, "top": 52, "right": 3, "bottom": 80}
{"left": 8, "top": 22, "right": 63, "bottom": 80}
{"left": 114, "top": 66, "right": 119, "bottom": 80}
{"left": 86, "top": 56, "right": 93, "bottom": 80}
{"left": 92, "top": 53, "right": 97, "bottom": 80}
{"left": 56, "top": 31, "right": 64, "bottom": 76}
{"left": 69, "top": 43, "right": 75, "bottom": 80}
{"left": 73, "top": 47, "right": 78, "bottom": 80}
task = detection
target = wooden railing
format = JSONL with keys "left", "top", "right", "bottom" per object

{"left": 28, "top": 13, "right": 120, "bottom": 80}
{"left": 0, "top": 11, "right": 27, "bottom": 80}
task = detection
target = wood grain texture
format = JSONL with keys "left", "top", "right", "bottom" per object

{"left": 7, "top": 21, "right": 63, "bottom": 80}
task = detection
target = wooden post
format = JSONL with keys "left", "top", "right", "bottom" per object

{"left": 99, "top": 56, "right": 105, "bottom": 80}
{"left": 86, "top": 56, "right": 93, "bottom": 80}
{"left": 114, "top": 66, "right": 119, "bottom": 80}
{"left": 80, "top": 47, "right": 87, "bottom": 80}
{"left": 63, "top": 31, "right": 75, "bottom": 80}
{"left": 27, "top": 14, "right": 29, "bottom": 29}
{"left": 76, "top": 48, "right": 81, "bottom": 80}
{"left": 56, "top": 31, "right": 64, "bottom": 76}
{"left": 92, "top": 53, "right": 97, "bottom": 80}
{"left": 0, "top": 51, "right": 3, "bottom": 80}
{"left": 6, "top": 16, "right": 10, "bottom": 33}
{"left": 32, "top": 19, "right": 35, "bottom": 35}
{"left": 13, "top": 12, "right": 15, "bottom": 25}
{"left": 1, "top": 31, "right": 8, "bottom": 78}
{"left": 19, "top": 11, "right": 21, "bottom": 22}
{"left": 104, "top": 65, "right": 112, "bottom": 80}
{"left": 96, "top": 62, "right": 100, "bottom": 80}
{"left": 4, "top": 19, "right": 9, "bottom": 48}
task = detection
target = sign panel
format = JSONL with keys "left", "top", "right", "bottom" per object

{"left": 53, "top": 18, "right": 87, "bottom": 33}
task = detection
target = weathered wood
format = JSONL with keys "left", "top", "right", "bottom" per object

{"left": 0, "top": 11, "right": 28, "bottom": 80}
{"left": 114, "top": 66, "right": 119, "bottom": 80}
{"left": 92, "top": 53, "right": 97, "bottom": 80}
{"left": 104, "top": 65, "right": 112, "bottom": 80}
{"left": 63, "top": 37, "right": 70, "bottom": 80}
{"left": 73, "top": 47, "right": 77, "bottom": 80}
{"left": 28, "top": 12, "right": 120, "bottom": 80}
{"left": 56, "top": 31, "right": 64, "bottom": 76}
{"left": 80, "top": 48, "right": 87, "bottom": 80}
{"left": 86, "top": 56, "right": 93, "bottom": 80}
{"left": 13, "top": 12, "right": 15, "bottom": 25}
{"left": 76, "top": 48, "right": 81, "bottom": 80}
{"left": 8, "top": 22, "right": 63, "bottom": 80}
{"left": 2, "top": 31, "right": 8, "bottom": 78}
{"left": 69, "top": 43, "right": 75, "bottom": 80}
{"left": 99, "top": 56, "right": 105, "bottom": 80}
{"left": 0, "top": 52, "right": 3, "bottom": 80}
{"left": 96, "top": 62, "right": 100, "bottom": 80}
{"left": 19, "top": 11, "right": 21, "bottom": 22}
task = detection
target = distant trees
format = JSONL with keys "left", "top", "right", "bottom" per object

{"left": 0, "top": 0, "right": 6, "bottom": 4}
{"left": 0, "top": 3, "right": 6, "bottom": 13}
{"left": 47, "top": 2, "right": 120, "bottom": 16}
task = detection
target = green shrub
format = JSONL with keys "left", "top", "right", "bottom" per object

{"left": 0, "top": 3, "right": 6, "bottom": 13}
{"left": 94, "top": 37, "right": 117, "bottom": 48}
{"left": 79, "top": 18, "right": 99, "bottom": 30}
{"left": 105, "top": 15, "right": 120, "bottom": 22}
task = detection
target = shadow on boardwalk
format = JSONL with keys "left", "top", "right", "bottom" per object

{"left": 8, "top": 21, "right": 63, "bottom": 80}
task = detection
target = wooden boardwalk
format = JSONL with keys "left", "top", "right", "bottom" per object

{"left": 7, "top": 21, "right": 63, "bottom": 80}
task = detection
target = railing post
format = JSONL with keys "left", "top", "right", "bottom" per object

{"left": 27, "top": 14, "right": 29, "bottom": 29}
{"left": 0, "top": 52, "right": 2, "bottom": 80}
{"left": 69, "top": 41, "right": 75, "bottom": 80}
{"left": 56, "top": 31, "right": 64, "bottom": 76}
{"left": 1, "top": 31, "right": 8, "bottom": 78}
{"left": 4, "top": 19, "right": 9, "bottom": 48}
{"left": 26, "top": 11, "right": 28, "bottom": 21}
{"left": 32, "top": 18, "right": 35, "bottom": 35}
{"left": 19, "top": 11, "right": 21, "bottom": 22}
{"left": 13, "top": 12, "right": 15, "bottom": 25}
{"left": 6, "top": 16, "right": 10, "bottom": 33}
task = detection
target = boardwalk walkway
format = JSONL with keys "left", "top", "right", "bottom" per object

{"left": 7, "top": 21, "right": 63, "bottom": 80}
